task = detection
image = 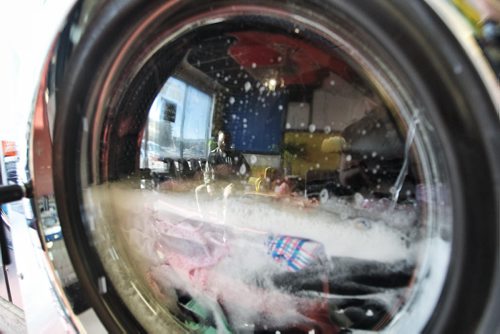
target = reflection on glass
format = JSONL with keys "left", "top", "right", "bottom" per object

{"left": 142, "top": 77, "right": 213, "bottom": 169}
{"left": 85, "top": 23, "right": 451, "bottom": 333}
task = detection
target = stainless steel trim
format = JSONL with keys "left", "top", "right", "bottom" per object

{"left": 27, "top": 1, "right": 106, "bottom": 332}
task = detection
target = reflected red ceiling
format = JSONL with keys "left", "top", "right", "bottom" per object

{"left": 228, "top": 31, "right": 350, "bottom": 86}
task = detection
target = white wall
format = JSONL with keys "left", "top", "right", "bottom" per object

{"left": 0, "top": 0, "right": 75, "bottom": 182}
{"left": 311, "top": 73, "right": 376, "bottom": 132}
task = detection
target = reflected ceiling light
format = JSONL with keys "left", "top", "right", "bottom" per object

{"left": 268, "top": 78, "right": 277, "bottom": 91}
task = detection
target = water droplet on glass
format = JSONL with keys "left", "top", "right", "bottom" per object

{"left": 286, "top": 123, "right": 291, "bottom": 129}
{"left": 294, "top": 28, "right": 300, "bottom": 34}
{"left": 453, "top": 64, "right": 463, "bottom": 74}
{"left": 361, "top": 129, "right": 367, "bottom": 135}
{"left": 278, "top": 105, "right": 283, "bottom": 110}
{"left": 251, "top": 62, "right": 257, "bottom": 68}
{"left": 309, "top": 124, "right": 316, "bottom": 133}
{"left": 229, "top": 97, "right": 235, "bottom": 104}
{"left": 250, "top": 155, "right": 257, "bottom": 164}
{"left": 372, "top": 152, "right": 377, "bottom": 157}
{"left": 346, "top": 154, "right": 352, "bottom": 162}
{"left": 324, "top": 125, "right": 331, "bottom": 134}
{"left": 244, "top": 81, "right": 252, "bottom": 92}
{"left": 330, "top": 80, "right": 335, "bottom": 86}
{"left": 239, "top": 164, "right": 247, "bottom": 175}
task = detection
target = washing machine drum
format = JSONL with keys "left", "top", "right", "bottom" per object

{"left": 33, "top": 0, "right": 499, "bottom": 333}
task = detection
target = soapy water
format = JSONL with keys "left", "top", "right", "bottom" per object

{"left": 85, "top": 181, "right": 430, "bottom": 332}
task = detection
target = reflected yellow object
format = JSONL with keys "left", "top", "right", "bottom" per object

{"left": 248, "top": 167, "right": 277, "bottom": 192}
{"left": 248, "top": 176, "right": 263, "bottom": 192}
{"left": 283, "top": 132, "right": 341, "bottom": 177}
{"left": 321, "top": 136, "right": 346, "bottom": 154}
{"left": 452, "top": 0, "right": 482, "bottom": 27}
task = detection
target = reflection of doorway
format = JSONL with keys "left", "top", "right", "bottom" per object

{"left": 142, "top": 77, "right": 214, "bottom": 168}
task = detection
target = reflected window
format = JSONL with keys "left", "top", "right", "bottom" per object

{"left": 141, "top": 77, "right": 213, "bottom": 168}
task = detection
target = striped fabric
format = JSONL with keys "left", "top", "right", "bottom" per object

{"left": 267, "top": 235, "right": 324, "bottom": 272}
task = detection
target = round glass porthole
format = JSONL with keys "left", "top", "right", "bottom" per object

{"left": 51, "top": 1, "right": 500, "bottom": 333}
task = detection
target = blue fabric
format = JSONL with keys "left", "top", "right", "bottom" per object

{"left": 267, "top": 235, "right": 325, "bottom": 272}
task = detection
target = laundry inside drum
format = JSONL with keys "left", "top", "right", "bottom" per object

{"left": 82, "top": 18, "right": 452, "bottom": 333}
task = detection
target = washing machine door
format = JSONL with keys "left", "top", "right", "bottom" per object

{"left": 30, "top": 0, "right": 499, "bottom": 333}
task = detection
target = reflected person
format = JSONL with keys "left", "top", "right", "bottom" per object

{"left": 205, "top": 131, "right": 250, "bottom": 183}
{"left": 196, "top": 130, "right": 250, "bottom": 215}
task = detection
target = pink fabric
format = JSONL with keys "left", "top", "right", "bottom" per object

{"left": 153, "top": 218, "right": 228, "bottom": 286}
